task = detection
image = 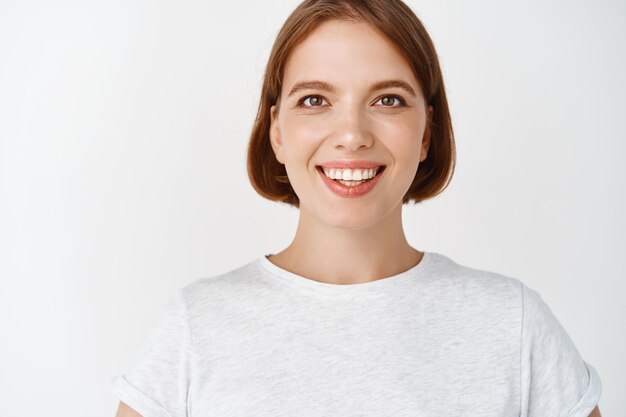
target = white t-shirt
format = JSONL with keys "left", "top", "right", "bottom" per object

{"left": 110, "top": 251, "right": 602, "bottom": 417}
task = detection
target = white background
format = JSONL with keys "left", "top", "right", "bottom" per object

{"left": 0, "top": 0, "right": 624, "bottom": 416}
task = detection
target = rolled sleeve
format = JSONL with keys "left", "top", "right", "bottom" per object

{"left": 111, "top": 289, "right": 193, "bottom": 417}
{"left": 520, "top": 283, "right": 602, "bottom": 417}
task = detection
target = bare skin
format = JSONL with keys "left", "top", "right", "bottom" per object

{"left": 114, "top": 401, "right": 141, "bottom": 417}
{"left": 268, "top": 204, "right": 425, "bottom": 285}
{"left": 268, "top": 20, "right": 431, "bottom": 285}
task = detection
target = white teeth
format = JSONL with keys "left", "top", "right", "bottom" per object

{"left": 337, "top": 179, "right": 365, "bottom": 186}
{"left": 321, "top": 167, "right": 381, "bottom": 181}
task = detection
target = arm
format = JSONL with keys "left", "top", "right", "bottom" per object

{"left": 114, "top": 401, "right": 143, "bottom": 417}
{"left": 589, "top": 405, "right": 602, "bottom": 417}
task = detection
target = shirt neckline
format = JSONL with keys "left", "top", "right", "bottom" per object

{"left": 256, "top": 251, "right": 434, "bottom": 295}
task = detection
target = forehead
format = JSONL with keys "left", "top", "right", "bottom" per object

{"left": 282, "top": 19, "right": 422, "bottom": 96}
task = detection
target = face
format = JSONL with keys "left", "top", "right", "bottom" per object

{"left": 269, "top": 19, "right": 432, "bottom": 230}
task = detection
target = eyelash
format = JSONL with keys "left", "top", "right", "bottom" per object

{"left": 297, "top": 94, "right": 406, "bottom": 108}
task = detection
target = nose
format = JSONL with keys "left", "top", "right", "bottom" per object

{"left": 330, "top": 104, "right": 374, "bottom": 152}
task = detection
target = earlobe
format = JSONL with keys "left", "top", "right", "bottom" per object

{"left": 269, "top": 105, "right": 284, "bottom": 164}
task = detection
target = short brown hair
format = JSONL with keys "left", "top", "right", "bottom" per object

{"left": 247, "top": 0, "right": 455, "bottom": 207}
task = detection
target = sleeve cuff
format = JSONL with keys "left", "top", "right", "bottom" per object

{"left": 110, "top": 375, "right": 173, "bottom": 417}
{"left": 565, "top": 361, "right": 602, "bottom": 417}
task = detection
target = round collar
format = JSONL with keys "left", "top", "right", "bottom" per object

{"left": 256, "top": 251, "right": 434, "bottom": 295}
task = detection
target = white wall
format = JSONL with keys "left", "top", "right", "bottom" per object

{"left": 0, "top": 0, "right": 623, "bottom": 416}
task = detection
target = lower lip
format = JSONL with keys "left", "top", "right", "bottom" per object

{"left": 317, "top": 167, "right": 385, "bottom": 198}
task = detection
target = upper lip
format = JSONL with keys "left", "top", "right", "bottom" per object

{"left": 317, "top": 160, "right": 385, "bottom": 169}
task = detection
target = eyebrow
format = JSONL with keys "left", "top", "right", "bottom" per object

{"left": 286, "top": 79, "right": 417, "bottom": 98}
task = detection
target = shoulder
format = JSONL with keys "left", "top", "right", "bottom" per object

{"left": 427, "top": 251, "right": 524, "bottom": 302}
{"left": 419, "top": 253, "right": 528, "bottom": 348}
{"left": 175, "top": 258, "right": 267, "bottom": 316}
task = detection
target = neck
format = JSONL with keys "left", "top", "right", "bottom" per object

{"left": 268, "top": 203, "right": 422, "bottom": 285}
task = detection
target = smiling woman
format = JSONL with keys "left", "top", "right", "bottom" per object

{"left": 265, "top": 17, "right": 435, "bottom": 229}
{"left": 248, "top": 2, "right": 455, "bottom": 210}
{"left": 111, "top": 1, "right": 602, "bottom": 416}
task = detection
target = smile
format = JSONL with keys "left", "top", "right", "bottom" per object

{"left": 320, "top": 167, "right": 381, "bottom": 186}
{"left": 316, "top": 165, "right": 386, "bottom": 197}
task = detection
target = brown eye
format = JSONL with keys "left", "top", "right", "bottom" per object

{"left": 301, "top": 96, "right": 326, "bottom": 107}
{"left": 379, "top": 96, "right": 402, "bottom": 106}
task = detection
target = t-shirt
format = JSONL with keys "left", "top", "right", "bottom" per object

{"left": 110, "top": 251, "right": 602, "bottom": 417}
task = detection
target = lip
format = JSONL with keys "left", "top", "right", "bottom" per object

{"left": 316, "top": 165, "right": 385, "bottom": 198}
{"left": 317, "top": 159, "right": 385, "bottom": 169}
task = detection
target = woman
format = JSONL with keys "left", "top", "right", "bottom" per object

{"left": 112, "top": 1, "right": 602, "bottom": 416}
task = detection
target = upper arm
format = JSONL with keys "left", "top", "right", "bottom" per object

{"left": 114, "top": 401, "right": 143, "bottom": 417}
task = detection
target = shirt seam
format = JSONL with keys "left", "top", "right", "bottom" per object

{"left": 177, "top": 289, "right": 194, "bottom": 417}
{"left": 519, "top": 280, "right": 526, "bottom": 417}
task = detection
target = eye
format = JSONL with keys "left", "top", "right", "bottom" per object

{"left": 298, "top": 95, "right": 327, "bottom": 108}
{"left": 375, "top": 95, "right": 405, "bottom": 107}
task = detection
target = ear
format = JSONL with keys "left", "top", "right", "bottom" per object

{"left": 269, "top": 105, "right": 285, "bottom": 164}
{"left": 419, "top": 105, "right": 433, "bottom": 162}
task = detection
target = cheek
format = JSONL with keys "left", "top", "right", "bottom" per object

{"left": 281, "top": 116, "right": 326, "bottom": 156}
{"left": 375, "top": 117, "right": 424, "bottom": 160}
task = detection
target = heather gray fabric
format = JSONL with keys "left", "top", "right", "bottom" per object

{"left": 110, "top": 251, "right": 601, "bottom": 417}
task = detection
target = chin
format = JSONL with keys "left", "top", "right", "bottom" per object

{"left": 317, "top": 205, "right": 389, "bottom": 231}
